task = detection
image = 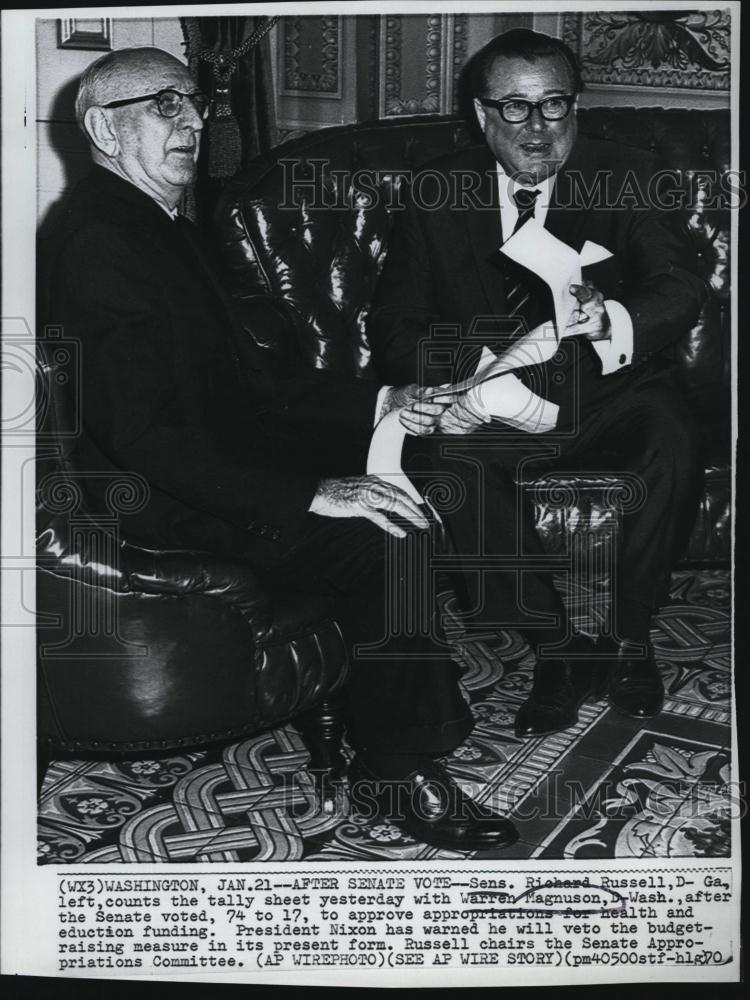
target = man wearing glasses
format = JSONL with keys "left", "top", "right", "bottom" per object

{"left": 369, "top": 29, "right": 706, "bottom": 738}
{"left": 41, "top": 47, "right": 521, "bottom": 853}
{"left": 75, "top": 55, "right": 208, "bottom": 216}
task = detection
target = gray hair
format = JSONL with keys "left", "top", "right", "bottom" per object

{"left": 74, "top": 50, "right": 125, "bottom": 131}
{"left": 74, "top": 47, "right": 186, "bottom": 132}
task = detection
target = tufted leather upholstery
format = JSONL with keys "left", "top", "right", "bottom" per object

{"left": 36, "top": 335, "right": 348, "bottom": 756}
{"left": 215, "top": 110, "right": 731, "bottom": 565}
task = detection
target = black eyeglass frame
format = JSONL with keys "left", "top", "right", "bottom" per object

{"left": 477, "top": 94, "right": 577, "bottom": 124}
{"left": 101, "top": 88, "right": 211, "bottom": 119}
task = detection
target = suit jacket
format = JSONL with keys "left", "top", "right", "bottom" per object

{"left": 41, "top": 167, "right": 380, "bottom": 562}
{"left": 368, "top": 136, "right": 707, "bottom": 428}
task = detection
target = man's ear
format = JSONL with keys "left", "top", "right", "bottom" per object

{"left": 473, "top": 98, "right": 486, "bottom": 131}
{"left": 83, "top": 106, "right": 119, "bottom": 158}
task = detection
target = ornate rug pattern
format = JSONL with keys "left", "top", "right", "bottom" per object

{"left": 38, "top": 569, "right": 731, "bottom": 864}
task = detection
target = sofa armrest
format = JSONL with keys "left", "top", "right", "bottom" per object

{"left": 38, "top": 513, "right": 272, "bottom": 628}
{"left": 37, "top": 513, "right": 345, "bottom": 636}
{"left": 125, "top": 545, "right": 341, "bottom": 643}
{"left": 122, "top": 543, "right": 272, "bottom": 629}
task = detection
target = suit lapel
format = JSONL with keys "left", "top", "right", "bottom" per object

{"left": 462, "top": 149, "right": 508, "bottom": 317}
{"left": 96, "top": 171, "right": 272, "bottom": 394}
{"left": 544, "top": 137, "right": 596, "bottom": 251}
{"left": 172, "top": 216, "right": 241, "bottom": 330}
{"left": 89, "top": 169, "right": 240, "bottom": 336}
{"left": 168, "top": 217, "right": 273, "bottom": 398}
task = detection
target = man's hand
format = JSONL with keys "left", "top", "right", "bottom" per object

{"left": 380, "top": 384, "right": 453, "bottom": 436}
{"left": 437, "top": 394, "right": 491, "bottom": 435}
{"left": 309, "top": 475, "right": 429, "bottom": 538}
{"left": 566, "top": 281, "right": 611, "bottom": 342}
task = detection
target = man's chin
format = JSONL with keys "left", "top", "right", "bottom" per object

{"left": 514, "top": 159, "right": 560, "bottom": 185}
{"left": 165, "top": 167, "right": 197, "bottom": 188}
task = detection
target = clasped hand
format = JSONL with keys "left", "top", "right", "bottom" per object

{"left": 381, "top": 383, "right": 487, "bottom": 437}
{"left": 379, "top": 384, "right": 455, "bottom": 435}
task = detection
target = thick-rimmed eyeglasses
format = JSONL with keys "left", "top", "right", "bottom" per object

{"left": 101, "top": 88, "right": 211, "bottom": 120}
{"left": 477, "top": 94, "right": 576, "bottom": 124}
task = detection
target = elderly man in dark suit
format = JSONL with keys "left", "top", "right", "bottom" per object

{"left": 41, "top": 46, "right": 519, "bottom": 852}
{"left": 368, "top": 29, "right": 706, "bottom": 737}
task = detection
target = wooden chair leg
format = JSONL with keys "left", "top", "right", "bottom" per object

{"left": 295, "top": 693, "right": 347, "bottom": 782}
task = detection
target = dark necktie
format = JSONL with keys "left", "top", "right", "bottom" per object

{"left": 505, "top": 187, "right": 542, "bottom": 321}
{"left": 511, "top": 186, "right": 541, "bottom": 235}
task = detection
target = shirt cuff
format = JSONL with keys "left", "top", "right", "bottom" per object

{"left": 375, "top": 385, "right": 392, "bottom": 426}
{"left": 591, "top": 300, "right": 634, "bottom": 375}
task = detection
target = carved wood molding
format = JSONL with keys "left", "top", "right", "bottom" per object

{"left": 379, "top": 13, "right": 469, "bottom": 117}
{"left": 280, "top": 15, "right": 342, "bottom": 99}
{"left": 562, "top": 10, "right": 730, "bottom": 92}
{"left": 380, "top": 15, "right": 403, "bottom": 115}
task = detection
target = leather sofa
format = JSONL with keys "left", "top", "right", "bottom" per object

{"left": 214, "top": 109, "right": 731, "bottom": 568}
{"left": 36, "top": 333, "right": 349, "bottom": 784}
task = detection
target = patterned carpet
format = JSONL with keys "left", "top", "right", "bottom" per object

{"left": 38, "top": 569, "right": 731, "bottom": 864}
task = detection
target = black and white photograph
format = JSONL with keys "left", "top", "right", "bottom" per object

{"left": 1, "top": 0, "right": 741, "bottom": 986}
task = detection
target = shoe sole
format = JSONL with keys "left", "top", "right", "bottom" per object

{"left": 515, "top": 685, "right": 604, "bottom": 738}
{"left": 348, "top": 767, "right": 519, "bottom": 851}
{"left": 607, "top": 697, "right": 664, "bottom": 719}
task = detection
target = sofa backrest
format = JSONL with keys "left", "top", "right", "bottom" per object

{"left": 214, "top": 109, "right": 730, "bottom": 395}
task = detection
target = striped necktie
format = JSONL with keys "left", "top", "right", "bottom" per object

{"left": 504, "top": 187, "right": 542, "bottom": 321}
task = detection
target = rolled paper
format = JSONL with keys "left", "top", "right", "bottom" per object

{"left": 366, "top": 408, "right": 424, "bottom": 503}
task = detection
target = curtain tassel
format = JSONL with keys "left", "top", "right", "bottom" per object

{"left": 207, "top": 82, "right": 242, "bottom": 179}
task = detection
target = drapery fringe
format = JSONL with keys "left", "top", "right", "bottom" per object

{"left": 182, "top": 16, "right": 279, "bottom": 180}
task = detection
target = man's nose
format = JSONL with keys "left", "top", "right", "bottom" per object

{"left": 526, "top": 106, "right": 547, "bottom": 131}
{"left": 177, "top": 99, "right": 205, "bottom": 131}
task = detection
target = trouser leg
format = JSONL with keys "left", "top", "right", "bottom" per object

{"left": 406, "top": 433, "right": 569, "bottom": 655}
{"left": 262, "top": 513, "right": 472, "bottom": 755}
{"left": 406, "top": 372, "right": 702, "bottom": 652}
{"left": 563, "top": 379, "right": 704, "bottom": 642}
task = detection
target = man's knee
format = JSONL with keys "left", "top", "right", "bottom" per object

{"left": 621, "top": 390, "right": 700, "bottom": 469}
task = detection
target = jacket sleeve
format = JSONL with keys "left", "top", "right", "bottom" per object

{"left": 618, "top": 170, "right": 709, "bottom": 365}
{"left": 49, "top": 224, "right": 320, "bottom": 543}
{"left": 367, "top": 192, "right": 453, "bottom": 387}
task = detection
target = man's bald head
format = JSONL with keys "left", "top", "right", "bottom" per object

{"left": 75, "top": 47, "right": 204, "bottom": 212}
{"left": 75, "top": 47, "right": 193, "bottom": 130}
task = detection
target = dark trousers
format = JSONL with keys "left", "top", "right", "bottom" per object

{"left": 407, "top": 367, "right": 704, "bottom": 654}
{"left": 262, "top": 513, "right": 472, "bottom": 755}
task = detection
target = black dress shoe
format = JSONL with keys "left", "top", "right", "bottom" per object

{"left": 604, "top": 640, "right": 664, "bottom": 718}
{"left": 348, "top": 756, "right": 518, "bottom": 852}
{"left": 515, "top": 658, "right": 597, "bottom": 738}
